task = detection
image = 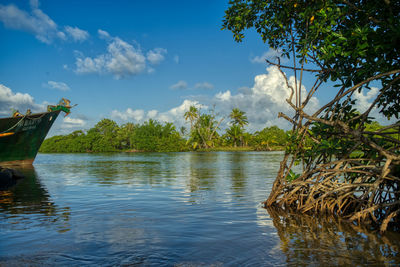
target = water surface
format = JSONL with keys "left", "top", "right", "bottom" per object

{"left": 1, "top": 152, "right": 399, "bottom": 266}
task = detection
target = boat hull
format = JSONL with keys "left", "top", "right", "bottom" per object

{"left": 0, "top": 111, "right": 60, "bottom": 165}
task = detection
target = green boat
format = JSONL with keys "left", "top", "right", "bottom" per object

{"left": 0, "top": 99, "right": 72, "bottom": 165}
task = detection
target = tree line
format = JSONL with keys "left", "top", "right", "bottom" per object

{"left": 40, "top": 107, "right": 288, "bottom": 153}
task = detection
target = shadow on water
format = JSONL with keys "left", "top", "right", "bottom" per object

{"left": 0, "top": 166, "right": 71, "bottom": 232}
{"left": 266, "top": 207, "right": 400, "bottom": 266}
{"left": 188, "top": 152, "right": 218, "bottom": 192}
{"left": 228, "top": 152, "right": 247, "bottom": 195}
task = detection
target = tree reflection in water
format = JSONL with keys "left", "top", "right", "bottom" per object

{"left": 266, "top": 207, "right": 400, "bottom": 266}
{"left": 228, "top": 152, "right": 247, "bottom": 196}
{"left": 188, "top": 152, "right": 218, "bottom": 192}
{"left": 0, "top": 166, "right": 71, "bottom": 233}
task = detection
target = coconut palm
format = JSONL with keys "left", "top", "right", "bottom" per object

{"left": 226, "top": 124, "right": 243, "bottom": 147}
{"left": 229, "top": 108, "right": 248, "bottom": 128}
{"left": 184, "top": 105, "right": 199, "bottom": 131}
{"left": 229, "top": 108, "right": 248, "bottom": 146}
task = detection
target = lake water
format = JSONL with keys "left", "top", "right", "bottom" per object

{"left": 1, "top": 152, "right": 399, "bottom": 266}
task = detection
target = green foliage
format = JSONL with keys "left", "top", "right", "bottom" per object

{"left": 130, "top": 120, "right": 186, "bottom": 152}
{"left": 222, "top": 0, "right": 400, "bottom": 118}
{"left": 250, "top": 126, "right": 287, "bottom": 150}
{"left": 40, "top": 130, "right": 89, "bottom": 153}
{"left": 186, "top": 107, "right": 223, "bottom": 149}
{"left": 40, "top": 118, "right": 187, "bottom": 153}
{"left": 229, "top": 108, "right": 248, "bottom": 127}
{"left": 286, "top": 170, "right": 300, "bottom": 182}
{"left": 40, "top": 113, "right": 291, "bottom": 153}
{"left": 226, "top": 108, "right": 249, "bottom": 147}
{"left": 225, "top": 124, "right": 243, "bottom": 147}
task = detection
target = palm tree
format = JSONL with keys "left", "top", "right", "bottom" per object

{"left": 229, "top": 108, "right": 248, "bottom": 128}
{"left": 185, "top": 108, "right": 224, "bottom": 149}
{"left": 184, "top": 105, "right": 199, "bottom": 131}
{"left": 226, "top": 124, "right": 243, "bottom": 147}
{"left": 229, "top": 108, "right": 248, "bottom": 146}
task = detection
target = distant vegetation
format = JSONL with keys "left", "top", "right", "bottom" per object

{"left": 40, "top": 108, "right": 288, "bottom": 153}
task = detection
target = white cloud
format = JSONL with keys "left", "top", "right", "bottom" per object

{"left": 44, "top": 81, "right": 70, "bottom": 91}
{"left": 98, "top": 29, "right": 110, "bottom": 40}
{"left": 75, "top": 30, "right": 164, "bottom": 79}
{"left": 109, "top": 67, "right": 390, "bottom": 134}
{"left": 110, "top": 67, "right": 390, "bottom": 133}
{"left": 174, "top": 55, "right": 180, "bottom": 64}
{"left": 64, "top": 26, "right": 89, "bottom": 42}
{"left": 75, "top": 56, "right": 105, "bottom": 74}
{"left": 106, "top": 38, "right": 146, "bottom": 78}
{"left": 111, "top": 108, "right": 145, "bottom": 121}
{"left": 147, "top": 110, "right": 158, "bottom": 118}
{"left": 0, "top": 1, "right": 88, "bottom": 43}
{"left": 111, "top": 100, "right": 205, "bottom": 129}
{"left": 0, "top": 84, "right": 45, "bottom": 116}
{"left": 0, "top": 3, "right": 59, "bottom": 43}
{"left": 353, "top": 87, "right": 389, "bottom": 123}
{"left": 194, "top": 82, "right": 214, "bottom": 90}
{"left": 215, "top": 90, "right": 232, "bottom": 101}
{"left": 353, "top": 87, "right": 379, "bottom": 113}
{"left": 211, "top": 66, "right": 320, "bottom": 130}
{"left": 62, "top": 117, "right": 86, "bottom": 129}
{"left": 110, "top": 67, "right": 319, "bottom": 132}
{"left": 251, "top": 49, "right": 282, "bottom": 64}
{"left": 147, "top": 48, "right": 167, "bottom": 65}
{"left": 170, "top": 80, "right": 188, "bottom": 90}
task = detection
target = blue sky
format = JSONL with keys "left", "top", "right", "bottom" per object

{"left": 0, "top": 0, "right": 378, "bottom": 135}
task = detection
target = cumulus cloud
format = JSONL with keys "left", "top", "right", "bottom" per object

{"left": 170, "top": 81, "right": 213, "bottom": 91}
{"left": 64, "top": 26, "right": 89, "bottom": 42}
{"left": 173, "top": 55, "right": 180, "bottom": 64}
{"left": 353, "top": 87, "right": 379, "bottom": 113}
{"left": 211, "top": 66, "right": 319, "bottom": 130}
{"left": 111, "top": 108, "right": 145, "bottom": 121}
{"left": 75, "top": 30, "right": 166, "bottom": 79}
{"left": 98, "top": 29, "right": 110, "bottom": 40}
{"left": 110, "top": 68, "right": 389, "bottom": 133}
{"left": 44, "top": 81, "right": 70, "bottom": 91}
{"left": 0, "top": 84, "right": 45, "bottom": 116}
{"left": 111, "top": 100, "right": 205, "bottom": 128}
{"left": 62, "top": 117, "right": 86, "bottom": 129}
{"left": 251, "top": 49, "right": 282, "bottom": 64}
{"left": 194, "top": 82, "right": 214, "bottom": 90}
{"left": 170, "top": 80, "right": 188, "bottom": 90}
{"left": 110, "top": 67, "right": 320, "bottom": 132}
{"left": 147, "top": 48, "right": 167, "bottom": 65}
{"left": 75, "top": 56, "right": 105, "bottom": 74}
{"left": 0, "top": 2, "right": 61, "bottom": 43}
{"left": 353, "top": 87, "right": 389, "bottom": 123}
{"left": 0, "top": 1, "right": 88, "bottom": 44}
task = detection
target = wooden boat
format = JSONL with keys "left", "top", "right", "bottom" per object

{"left": 0, "top": 99, "right": 72, "bottom": 165}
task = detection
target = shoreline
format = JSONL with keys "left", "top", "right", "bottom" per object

{"left": 39, "top": 147, "right": 285, "bottom": 154}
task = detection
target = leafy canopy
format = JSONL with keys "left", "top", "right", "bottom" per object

{"left": 222, "top": 0, "right": 400, "bottom": 118}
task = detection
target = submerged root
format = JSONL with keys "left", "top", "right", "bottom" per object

{"left": 266, "top": 155, "right": 400, "bottom": 232}
{"left": 266, "top": 68, "right": 400, "bottom": 232}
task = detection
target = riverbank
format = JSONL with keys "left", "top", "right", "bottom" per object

{"left": 41, "top": 146, "right": 286, "bottom": 153}
{"left": 196, "top": 146, "right": 285, "bottom": 152}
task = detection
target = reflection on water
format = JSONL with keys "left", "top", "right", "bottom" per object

{"left": 0, "top": 152, "right": 399, "bottom": 266}
{"left": 188, "top": 152, "right": 218, "bottom": 192}
{"left": 228, "top": 152, "right": 247, "bottom": 195}
{"left": 267, "top": 207, "right": 400, "bottom": 266}
{"left": 0, "top": 166, "right": 70, "bottom": 232}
